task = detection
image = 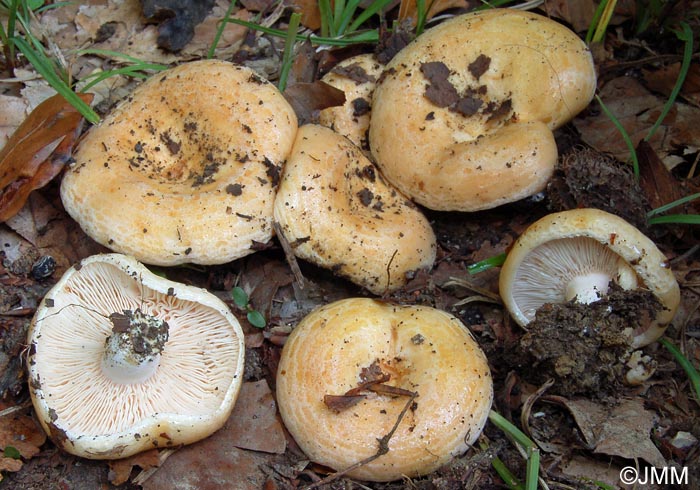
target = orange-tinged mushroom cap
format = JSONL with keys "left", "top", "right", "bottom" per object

{"left": 276, "top": 298, "right": 493, "bottom": 482}
{"left": 273, "top": 124, "right": 436, "bottom": 295}
{"left": 369, "top": 9, "right": 596, "bottom": 211}
{"left": 61, "top": 60, "right": 298, "bottom": 266}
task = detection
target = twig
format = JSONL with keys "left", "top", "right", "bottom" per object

{"left": 305, "top": 391, "right": 418, "bottom": 489}
{"left": 273, "top": 221, "right": 306, "bottom": 289}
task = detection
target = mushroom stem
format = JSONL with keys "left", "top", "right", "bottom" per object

{"left": 101, "top": 308, "right": 169, "bottom": 384}
{"left": 565, "top": 272, "right": 612, "bottom": 304}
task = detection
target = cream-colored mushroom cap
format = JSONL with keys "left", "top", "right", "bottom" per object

{"left": 276, "top": 298, "right": 493, "bottom": 482}
{"left": 369, "top": 9, "right": 596, "bottom": 211}
{"left": 61, "top": 60, "right": 298, "bottom": 266}
{"left": 274, "top": 124, "right": 436, "bottom": 295}
{"left": 318, "top": 54, "right": 384, "bottom": 149}
{"left": 499, "top": 208, "right": 680, "bottom": 348}
{"left": 27, "top": 253, "right": 245, "bottom": 459}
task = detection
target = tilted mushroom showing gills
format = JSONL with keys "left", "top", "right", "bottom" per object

{"left": 369, "top": 9, "right": 597, "bottom": 211}
{"left": 61, "top": 60, "right": 298, "bottom": 266}
{"left": 276, "top": 298, "right": 493, "bottom": 482}
{"left": 273, "top": 124, "right": 436, "bottom": 295}
{"left": 499, "top": 209, "right": 681, "bottom": 348}
{"left": 27, "top": 254, "right": 245, "bottom": 459}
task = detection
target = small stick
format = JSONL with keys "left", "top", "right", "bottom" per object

{"left": 305, "top": 391, "right": 418, "bottom": 489}
{"left": 273, "top": 221, "right": 306, "bottom": 289}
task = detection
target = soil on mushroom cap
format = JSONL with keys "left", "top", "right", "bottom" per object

{"left": 509, "top": 284, "right": 662, "bottom": 398}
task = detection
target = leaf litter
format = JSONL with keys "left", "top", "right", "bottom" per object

{"left": 0, "top": 0, "right": 699, "bottom": 489}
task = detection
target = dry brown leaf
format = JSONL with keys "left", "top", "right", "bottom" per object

{"left": 108, "top": 449, "right": 161, "bottom": 486}
{"left": 287, "top": 0, "right": 322, "bottom": 31}
{"left": 643, "top": 62, "right": 700, "bottom": 107}
{"left": 0, "top": 411, "right": 47, "bottom": 476}
{"left": 574, "top": 76, "right": 700, "bottom": 168}
{"left": 283, "top": 81, "right": 345, "bottom": 125}
{"left": 637, "top": 140, "right": 686, "bottom": 211}
{"left": 228, "top": 381, "right": 287, "bottom": 454}
{"left": 0, "top": 92, "right": 92, "bottom": 222}
{"left": 0, "top": 96, "right": 29, "bottom": 152}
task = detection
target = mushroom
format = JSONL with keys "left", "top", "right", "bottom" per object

{"left": 276, "top": 298, "right": 493, "bottom": 482}
{"left": 61, "top": 60, "right": 298, "bottom": 266}
{"left": 499, "top": 208, "right": 681, "bottom": 347}
{"left": 369, "top": 9, "right": 597, "bottom": 211}
{"left": 26, "top": 253, "right": 245, "bottom": 459}
{"left": 273, "top": 124, "right": 436, "bottom": 295}
{"left": 318, "top": 54, "right": 384, "bottom": 150}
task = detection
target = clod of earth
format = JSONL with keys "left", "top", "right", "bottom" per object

{"left": 275, "top": 298, "right": 493, "bottom": 482}
{"left": 369, "top": 8, "right": 597, "bottom": 211}
{"left": 498, "top": 208, "right": 681, "bottom": 348}
{"left": 273, "top": 124, "right": 436, "bottom": 295}
{"left": 318, "top": 53, "right": 384, "bottom": 151}
{"left": 26, "top": 253, "right": 245, "bottom": 459}
{"left": 60, "top": 60, "right": 298, "bottom": 266}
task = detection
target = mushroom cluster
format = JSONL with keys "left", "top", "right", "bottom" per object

{"left": 499, "top": 208, "right": 680, "bottom": 347}
{"left": 61, "top": 60, "right": 298, "bottom": 266}
{"left": 276, "top": 298, "right": 493, "bottom": 482}
{"left": 27, "top": 253, "right": 245, "bottom": 459}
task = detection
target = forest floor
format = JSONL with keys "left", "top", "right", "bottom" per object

{"left": 1, "top": 0, "right": 699, "bottom": 489}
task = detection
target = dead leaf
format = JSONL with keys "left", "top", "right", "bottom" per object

{"left": 0, "top": 96, "right": 29, "bottom": 152}
{"left": 643, "top": 62, "right": 700, "bottom": 108}
{"left": 283, "top": 81, "right": 345, "bottom": 126}
{"left": 574, "top": 76, "right": 700, "bottom": 168}
{"left": 228, "top": 380, "right": 287, "bottom": 454}
{"left": 594, "top": 398, "right": 667, "bottom": 467}
{"left": 108, "top": 449, "right": 161, "bottom": 486}
{"left": 0, "top": 92, "right": 92, "bottom": 222}
{"left": 287, "top": 0, "right": 322, "bottom": 31}
{"left": 0, "top": 410, "right": 47, "bottom": 476}
{"left": 637, "top": 140, "right": 686, "bottom": 211}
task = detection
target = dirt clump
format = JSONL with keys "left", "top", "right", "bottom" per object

{"left": 510, "top": 284, "right": 662, "bottom": 397}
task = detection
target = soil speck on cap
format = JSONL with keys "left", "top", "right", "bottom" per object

{"left": 333, "top": 63, "right": 377, "bottom": 84}
{"left": 468, "top": 54, "right": 491, "bottom": 80}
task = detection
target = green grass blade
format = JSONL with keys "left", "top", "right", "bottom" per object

{"left": 12, "top": 36, "right": 100, "bottom": 123}
{"left": 468, "top": 253, "right": 506, "bottom": 275}
{"left": 318, "top": 0, "right": 333, "bottom": 37}
{"left": 491, "top": 456, "right": 524, "bottom": 489}
{"left": 79, "top": 64, "right": 167, "bottom": 91}
{"left": 585, "top": 0, "right": 607, "bottom": 43}
{"left": 591, "top": 0, "right": 617, "bottom": 44}
{"left": 333, "top": 0, "right": 346, "bottom": 34}
{"left": 647, "top": 214, "right": 700, "bottom": 225}
{"left": 277, "top": 12, "right": 301, "bottom": 93}
{"left": 488, "top": 410, "right": 535, "bottom": 450}
{"left": 647, "top": 193, "right": 700, "bottom": 217}
{"left": 525, "top": 447, "right": 540, "bottom": 490}
{"left": 77, "top": 48, "right": 169, "bottom": 67}
{"left": 347, "top": 0, "right": 394, "bottom": 33}
{"left": 644, "top": 22, "right": 693, "bottom": 142}
{"left": 659, "top": 338, "right": 700, "bottom": 403}
{"left": 595, "top": 94, "right": 639, "bottom": 179}
{"left": 225, "top": 18, "right": 379, "bottom": 46}
{"left": 208, "top": 0, "right": 238, "bottom": 59}
{"left": 336, "top": 0, "right": 363, "bottom": 36}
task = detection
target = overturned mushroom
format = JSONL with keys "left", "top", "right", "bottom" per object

{"left": 369, "top": 9, "right": 596, "bottom": 211}
{"left": 276, "top": 298, "right": 493, "bottom": 482}
{"left": 61, "top": 60, "right": 298, "bottom": 266}
{"left": 273, "top": 124, "right": 436, "bottom": 295}
{"left": 499, "top": 208, "right": 680, "bottom": 347}
{"left": 318, "top": 54, "right": 384, "bottom": 150}
{"left": 27, "top": 253, "right": 245, "bottom": 459}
